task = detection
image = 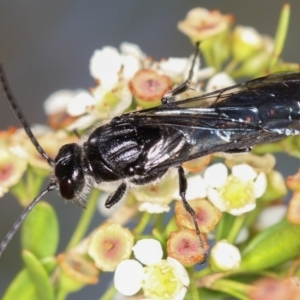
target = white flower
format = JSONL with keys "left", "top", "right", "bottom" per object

{"left": 167, "top": 257, "right": 190, "bottom": 287}
{"left": 121, "top": 54, "right": 141, "bottom": 80}
{"left": 90, "top": 82, "right": 132, "bottom": 119}
{"left": 90, "top": 46, "right": 122, "bottom": 89}
{"left": 210, "top": 240, "right": 241, "bottom": 271}
{"left": 44, "top": 88, "right": 98, "bottom": 130}
{"left": 234, "top": 26, "right": 263, "bottom": 48}
{"left": 114, "top": 260, "right": 144, "bottom": 296}
{"left": 132, "top": 239, "right": 163, "bottom": 265}
{"left": 114, "top": 240, "right": 190, "bottom": 300}
{"left": 44, "top": 89, "right": 80, "bottom": 115}
{"left": 205, "top": 163, "right": 267, "bottom": 215}
{"left": 120, "top": 42, "right": 146, "bottom": 60}
{"left": 173, "top": 174, "right": 207, "bottom": 201}
{"left": 159, "top": 57, "right": 189, "bottom": 81}
{"left": 203, "top": 163, "right": 228, "bottom": 188}
{"left": 120, "top": 42, "right": 145, "bottom": 79}
{"left": 142, "top": 258, "right": 189, "bottom": 300}
{"left": 90, "top": 43, "right": 145, "bottom": 89}
{"left": 66, "top": 90, "right": 95, "bottom": 117}
{"left": 254, "top": 172, "right": 268, "bottom": 198}
{"left": 138, "top": 202, "right": 171, "bottom": 213}
{"left": 206, "top": 72, "right": 235, "bottom": 93}
{"left": 66, "top": 114, "right": 98, "bottom": 131}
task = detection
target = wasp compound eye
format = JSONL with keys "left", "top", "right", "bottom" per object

{"left": 59, "top": 177, "right": 75, "bottom": 200}
{"left": 55, "top": 143, "right": 85, "bottom": 199}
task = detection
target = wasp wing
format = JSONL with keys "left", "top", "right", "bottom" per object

{"left": 128, "top": 72, "right": 300, "bottom": 172}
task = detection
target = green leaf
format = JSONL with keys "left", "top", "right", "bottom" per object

{"left": 2, "top": 269, "right": 37, "bottom": 300}
{"left": 269, "top": 3, "right": 290, "bottom": 67}
{"left": 41, "top": 256, "right": 58, "bottom": 274}
{"left": 21, "top": 201, "right": 59, "bottom": 259}
{"left": 22, "top": 250, "right": 54, "bottom": 300}
{"left": 240, "top": 221, "right": 300, "bottom": 271}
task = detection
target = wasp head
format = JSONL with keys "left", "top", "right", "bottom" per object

{"left": 54, "top": 143, "right": 85, "bottom": 200}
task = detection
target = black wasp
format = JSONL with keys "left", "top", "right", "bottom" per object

{"left": 1, "top": 44, "right": 300, "bottom": 260}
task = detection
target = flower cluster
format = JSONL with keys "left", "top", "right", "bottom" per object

{"left": 2, "top": 4, "right": 300, "bottom": 300}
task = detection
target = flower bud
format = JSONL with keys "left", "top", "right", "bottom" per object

{"left": 129, "top": 69, "right": 171, "bottom": 108}
{"left": 88, "top": 222, "right": 134, "bottom": 271}
{"left": 178, "top": 8, "right": 233, "bottom": 41}
{"left": 167, "top": 229, "right": 209, "bottom": 266}
{"left": 210, "top": 240, "right": 241, "bottom": 271}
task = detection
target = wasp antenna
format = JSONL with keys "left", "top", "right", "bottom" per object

{"left": 0, "top": 182, "right": 57, "bottom": 257}
{"left": 0, "top": 64, "right": 55, "bottom": 167}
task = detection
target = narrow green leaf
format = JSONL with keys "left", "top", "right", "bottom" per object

{"left": 269, "top": 3, "right": 290, "bottom": 67}
{"left": 240, "top": 222, "right": 300, "bottom": 271}
{"left": 22, "top": 250, "right": 54, "bottom": 300}
{"left": 2, "top": 269, "right": 37, "bottom": 300}
{"left": 21, "top": 201, "right": 59, "bottom": 258}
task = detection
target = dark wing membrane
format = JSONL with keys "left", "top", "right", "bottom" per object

{"left": 129, "top": 108, "right": 264, "bottom": 172}
{"left": 129, "top": 72, "right": 300, "bottom": 172}
{"left": 158, "top": 71, "right": 300, "bottom": 109}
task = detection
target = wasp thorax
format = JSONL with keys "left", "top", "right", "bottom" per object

{"left": 55, "top": 143, "right": 85, "bottom": 200}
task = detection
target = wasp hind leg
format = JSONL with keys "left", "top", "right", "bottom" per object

{"left": 161, "top": 42, "right": 200, "bottom": 105}
{"left": 177, "top": 165, "right": 208, "bottom": 263}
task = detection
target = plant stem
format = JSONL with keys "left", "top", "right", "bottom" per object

{"left": 194, "top": 267, "right": 212, "bottom": 279}
{"left": 269, "top": 3, "right": 290, "bottom": 67}
{"left": 100, "top": 284, "right": 117, "bottom": 300}
{"left": 189, "top": 268, "right": 200, "bottom": 300}
{"left": 227, "top": 215, "right": 246, "bottom": 244}
{"left": 66, "top": 189, "right": 100, "bottom": 250}
{"left": 56, "top": 290, "right": 68, "bottom": 300}
{"left": 133, "top": 211, "right": 151, "bottom": 235}
{"left": 212, "top": 279, "right": 251, "bottom": 300}
{"left": 216, "top": 213, "right": 234, "bottom": 241}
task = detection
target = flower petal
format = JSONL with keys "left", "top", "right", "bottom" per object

{"left": 206, "top": 72, "right": 235, "bottom": 92}
{"left": 90, "top": 47, "right": 122, "bottom": 89}
{"left": 204, "top": 163, "right": 228, "bottom": 188}
{"left": 114, "top": 259, "right": 143, "bottom": 296}
{"left": 167, "top": 257, "right": 190, "bottom": 287}
{"left": 254, "top": 172, "right": 267, "bottom": 198}
{"left": 232, "top": 164, "right": 257, "bottom": 181}
{"left": 44, "top": 90, "right": 74, "bottom": 115}
{"left": 210, "top": 240, "right": 241, "bottom": 271}
{"left": 229, "top": 203, "right": 256, "bottom": 216}
{"left": 174, "top": 175, "right": 207, "bottom": 201}
{"left": 120, "top": 42, "right": 145, "bottom": 60}
{"left": 138, "top": 202, "right": 170, "bottom": 213}
{"left": 133, "top": 239, "right": 163, "bottom": 265}
{"left": 66, "top": 90, "right": 95, "bottom": 117}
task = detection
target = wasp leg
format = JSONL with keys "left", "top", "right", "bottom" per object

{"left": 161, "top": 42, "right": 200, "bottom": 105}
{"left": 177, "top": 165, "right": 208, "bottom": 263}
{"left": 105, "top": 182, "right": 127, "bottom": 208}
